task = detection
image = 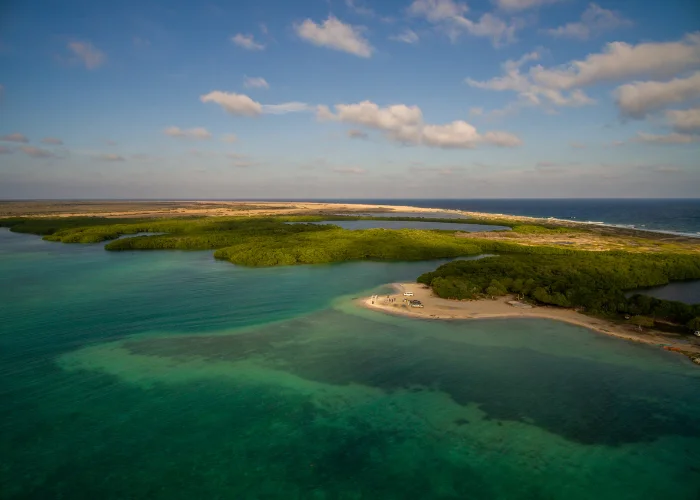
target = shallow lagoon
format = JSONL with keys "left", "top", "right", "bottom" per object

{"left": 1, "top": 228, "right": 699, "bottom": 499}
{"left": 292, "top": 220, "right": 510, "bottom": 231}
{"left": 631, "top": 280, "right": 700, "bottom": 305}
{"left": 339, "top": 211, "right": 465, "bottom": 219}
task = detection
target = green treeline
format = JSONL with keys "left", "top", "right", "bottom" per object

{"left": 1, "top": 215, "right": 580, "bottom": 266}
{"left": 0, "top": 217, "right": 153, "bottom": 238}
{"left": 3, "top": 214, "right": 699, "bottom": 325}
{"left": 212, "top": 229, "right": 483, "bottom": 266}
{"left": 0, "top": 215, "right": 685, "bottom": 270}
{"left": 1, "top": 216, "right": 335, "bottom": 244}
{"left": 0, "top": 214, "right": 517, "bottom": 240}
{"left": 0, "top": 216, "right": 491, "bottom": 264}
{"left": 103, "top": 224, "right": 486, "bottom": 265}
{"left": 0, "top": 214, "right": 583, "bottom": 251}
{"left": 417, "top": 253, "right": 700, "bottom": 326}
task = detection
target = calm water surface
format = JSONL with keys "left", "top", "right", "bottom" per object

{"left": 633, "top": 280, "right": 700, "bottom": 305}
{"left": 2, "top": 229, "right": 699, "bottom": 499}
{"left": 292, "top": 220, "right": 510, "bottom": 231}
{"left": 339, "top": 211, "right": 466, "bottom": 219}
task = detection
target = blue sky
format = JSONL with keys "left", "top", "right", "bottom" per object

{"left": 1, "top": 0, "right": 699, "bottom": 198}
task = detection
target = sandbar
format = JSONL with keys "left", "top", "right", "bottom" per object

{"left": 360, "top": 283, "right": 700, "bottom": 361}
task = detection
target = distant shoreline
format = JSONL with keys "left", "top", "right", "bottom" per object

{"left": 359, "top": 283, "right": 700, "bottom": 363}
{"left": 430, "top": 207, "right": 700, "bottom": 239}
{"left": 1, "top": 199, "right": 698, "bottom": 240}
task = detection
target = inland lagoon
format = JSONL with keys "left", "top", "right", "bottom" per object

{"left": 288, "top": 220, "right": 512, "bottom": 231}
{"left": 1, "top": 228, "right": 700, "bottom": 499}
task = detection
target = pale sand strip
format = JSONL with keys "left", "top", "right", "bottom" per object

{"left": 12, "top": 201, "right": 451, "bottom": 219}
{"left": 360, "top": 283, "right": 700, "bottom": 358}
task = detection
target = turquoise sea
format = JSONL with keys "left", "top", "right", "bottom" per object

{"left": 2, "top": 228, "right": 700, "bottom": 499}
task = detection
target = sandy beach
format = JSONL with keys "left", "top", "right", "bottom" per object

{"left": 360, "top": 283, "right": 700, "bottom": 360}
{"left": 0, "top": 200, "right": 447, "bottom": 219}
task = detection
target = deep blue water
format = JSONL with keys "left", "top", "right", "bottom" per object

{"left": 282, "top": 199, "right": 700, "bottom": 235}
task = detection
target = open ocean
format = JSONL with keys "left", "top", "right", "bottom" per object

{"left": 294, "top": 199, "right": 700, "bottom": 236}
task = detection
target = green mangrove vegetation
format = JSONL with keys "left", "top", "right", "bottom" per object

{"left": 2, "top": 215, "right": 698, "bottom": 322}
{"left": 0, "top": 213, "right": 574, "bottom": 241}
{"left": 0, "top": 215, "right": 592, "bottom": 267}
{"left": 3, "top": 214, "right": 699, "bottom": 328}
{"left": 417, "top": 253, "right": 700, "bottom": 327}
{"left": 0, "top": 216, "right": 153, "bottom": 238}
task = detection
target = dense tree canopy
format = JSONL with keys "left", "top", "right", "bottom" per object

{"left": 417, "top": 254, "right": 700, "bottom": 325}
{"left": 1, "top": 215, "right": 580, "bottom": 266}
{"left": 2, "top": 215, "right": 698, "bottom": 326}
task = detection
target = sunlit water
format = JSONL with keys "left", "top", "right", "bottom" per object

{"left": 1, "top": 228, "right": 699, "bottom": 499}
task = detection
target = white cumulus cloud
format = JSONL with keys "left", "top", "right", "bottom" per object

{"left": 466, "top": 52, "right": 595, "bottom": 110}
{"left": 164, "top": 127, "right": 212, "bottom": 139}
{"left": 615, "top": 71, "right": 700, "bottom": 119}
{"left": 493, "top": 0, "right": 563, "bottom": 12}
{"left": 666, "top": 107, "right": 700, "bottom": 134}
{"left": 421, "top": 121, "right": 482, "bottom": 148}
{"left": 200, "top": 91, "right": 263, "bottom": 116}
{"left": 231, "top": 34, "right": 265, "bottom": 50}
{"left": 201, "top": 91, "right": 311, "bottom": 116}
{"left": 531, "top": 33, "right": 700, "bottom": 90}
{"left": 468, "top": 33, "right": 700, "bottom": 116}
{"left": 295, "top": 16, "right": 373, "bottom": 57}
{"left": 390, "top": 29, "right": 419, "bottom": 44}
{"left": 545, "top": 3, "right": 631, "bottom": 40}
{"left": 243, "top": 76, "right": 269, "bottom": 89}
{"left": 409, "top": 0, "right": 467, "bottom": 21}
{"left": 345, "top": 0, "right": 376, "bottom": 18}
{"left": 481, "top": 130, "right": 524, "bottom": 147}
{"left": 408, "top": 0, "right": 516, "bottom": 46}
{"left": 261, "top": 102, "right": 311, "bottom": 114}
{"left": 318, "top": 100, "right": 521, "bottom": 149}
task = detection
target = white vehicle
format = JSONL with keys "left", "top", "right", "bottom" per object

{"left": 403, "top": 291, "right": 414, "bottom": 296}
